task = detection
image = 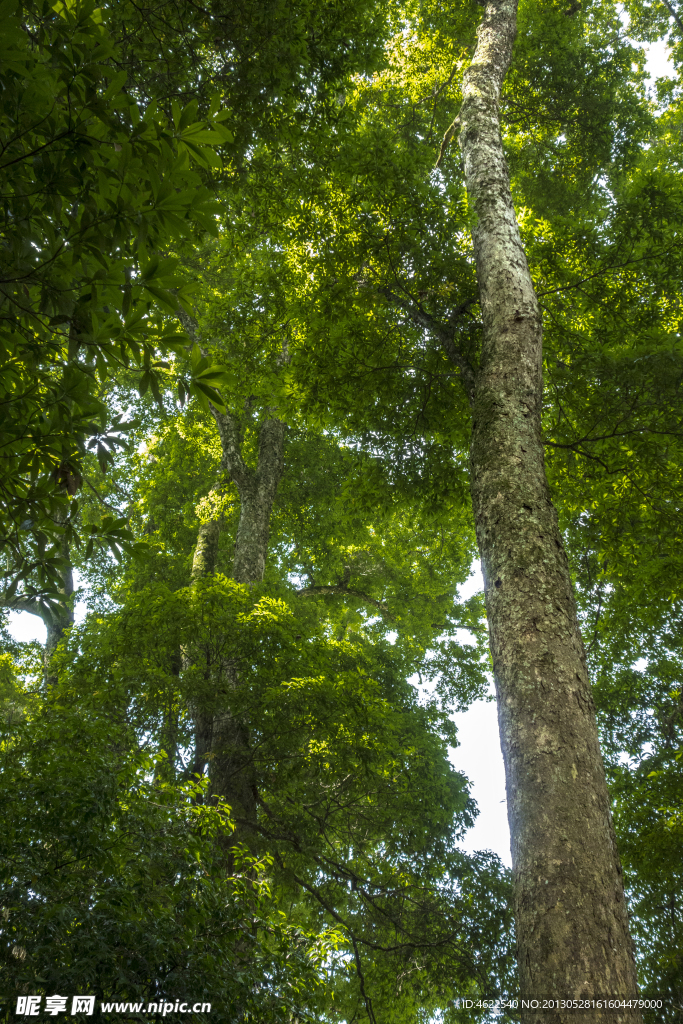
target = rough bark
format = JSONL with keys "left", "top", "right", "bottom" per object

{"left": 191, "top": 519, "right": 221, "bottom": 581}
{"left": 213, "top": 410, "right": 286, "bottom": 587}
{"left": 457, "top": 1, "right": 641, "bottom": 1018}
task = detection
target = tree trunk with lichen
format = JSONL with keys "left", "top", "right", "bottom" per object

{"left": 458, "top": 1, "right": 642, "bottom": 1019}
{"left": 190, "top": 409, "right": 285, "bottom": 857}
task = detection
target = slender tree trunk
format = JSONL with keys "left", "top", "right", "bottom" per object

{"left": 189, "top": 408, "right": 285, "bottom": 857}
{"left": 156, "top": 650, "right": 181, "bottom": 783}
{"left": 43, "top": 535, "right": 74, "bottom": 686}
{"left": 211, "top": 412, "right": 284, "bottom": 852}
{"left": 221, "top": 415, "right": 286, "bottom": 587}
{"left": 186, "top": 518, "right": 222, "bottom": 784}
{"left": 458, "top": 1, "right": 641, "bottom": 1018}
{"left": 191, "top": 519, "right": 221, "bottom": 581}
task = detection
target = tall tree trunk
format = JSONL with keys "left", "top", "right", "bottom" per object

{"left": 43, "top": 534, "right": 74, "bottom": 686}
{"left": 156, "top": 650, "right": 182, "bottom": 783}
{"left": 189, "top": 407, "right": 285, "bottom": 858}
{"left": 223, "top": 415, "right": 286, "bottom": 587}
{"left": 211, "top": 411, "right": 284, "bottom": 853}
{"left": 458, "top": 1, "right": 641, "bottom": 1018}
{"left": 186, "top": 518, "right": 222, "bottom": 783}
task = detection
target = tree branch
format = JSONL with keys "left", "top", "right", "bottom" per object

{"left": 660, "top": 0, "right": 683, "bottom": 36}
{"left": 375, "top": 285, "right": 477, "bottom": 404}
{"left": 435, "top": 113, "right": 460, "bottom": 168}
{"left": 212, "top": 407, "right": 252, "bottom": 493}
{"left": 295, "top": 584, "right": 395, "bottom": 622}
{"left": 0, "top": 594, "right": 45, "bottom": 619}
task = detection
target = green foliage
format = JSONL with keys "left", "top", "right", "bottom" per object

{"left": 584, "top": 589, "right": 683, "bottom": 1021}
{"left": 0, "top": 681, "right": 336, "bottom": 1021}
{"left": 53, "top": 574, "right": 514, "bottom": 1021}
{"left": 5, "top": 0, "right": 683, "bottom": 1014}
{"left": 0, "top": 0, "right": 229, "bottom": 601}
{"left": 0, "top": 0, "right": 518, "bottom": 1020}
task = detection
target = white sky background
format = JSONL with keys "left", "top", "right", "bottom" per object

{"left": 450, "top": 565, "right": 511, "bottom": 866}
{"left": 7, "top": 571, "right": 84, "bottom": 645}
{"left": 5, "top": 39, "right": 674, "bottom": 873}
{"left": 644, "top": 36, "right": 674, "bottom": 80}
{"left": 7, "top": 609, "right": 48, "bottom": 644}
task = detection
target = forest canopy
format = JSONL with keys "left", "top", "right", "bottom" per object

{"left": 1, "top": 0, "right": 682, "bottom": 1021}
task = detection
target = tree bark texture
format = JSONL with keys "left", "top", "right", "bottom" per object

{"left": 214, "top": 411, "right": 285, "bottom": 587}
{"left": 191, "top": 519, "right": 221, "bottom": 581}
{"left": 190, "top": 406, "right": 285, "bottom": 856}
{"left": 458, "top": 2, "right": 641, "bottom": 1019}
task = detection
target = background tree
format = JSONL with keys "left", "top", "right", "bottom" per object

{"left": 12, "top": 384, "right": 514, "bottom": 1021}
{"left": 0, "top": 651, "right": 338, "bottom": 1021}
